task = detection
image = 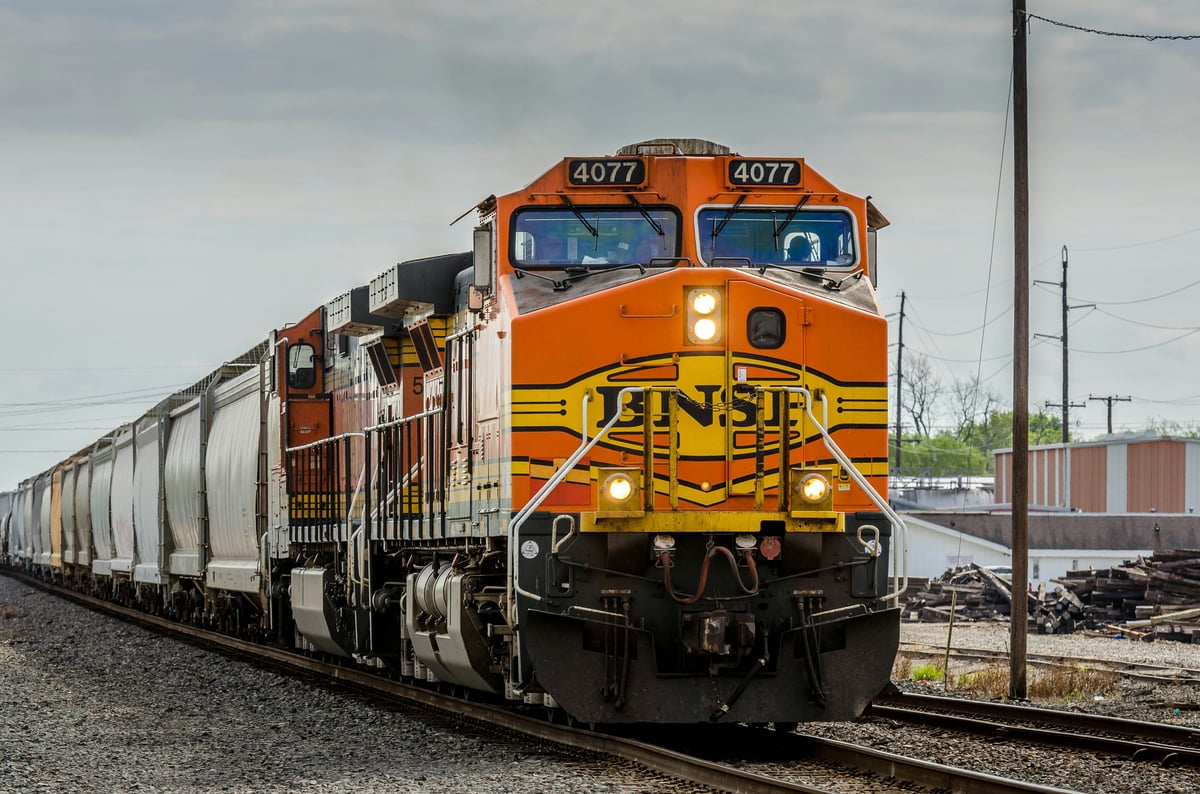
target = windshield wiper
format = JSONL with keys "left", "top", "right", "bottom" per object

{"left": 798, "top": 267, "right": 864, "bottom": 291}
{"left": 627, "top": 194, "right": 664, "bottom": 236}
{"left": 559, "top": 194, "right": 599, "bottom": 238}
{"left": 711, "top": 194, "right": 747, "bottom": 240}
{"left": 772, "top": 194, "right": 812, "bottom": 244}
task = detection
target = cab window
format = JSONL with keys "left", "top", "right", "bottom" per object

{"left": 287, "top": 343, "right": 317, "bottom": 389}
{"left": 512, "top": 207, "right": 680, "bottom": 268}
{"left": 696, "top": 207, "right": 856, "bottom": 267}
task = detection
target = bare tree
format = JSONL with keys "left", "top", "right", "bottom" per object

{"left": 949, "top": 374, "right": 1003, "bottom": 442}
{"left": 902, "top": 353, "right": 941, "bottom": 437}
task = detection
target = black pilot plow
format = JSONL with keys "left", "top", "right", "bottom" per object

{"left": 518, "top": 520, "right": 900, "bottom": 725}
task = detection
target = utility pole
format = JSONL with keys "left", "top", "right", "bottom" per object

{"left": 1011, "top": 0, "right": 1030, "bottom": 701}
{"left": 1035, "top": 245, "right": 1091, "bottom": 442}
{"left": 1089, "top": 394, "right": 1131, "bottom": 434}
{"left": 895, "top": 291, "right": 906, "bottom": 475}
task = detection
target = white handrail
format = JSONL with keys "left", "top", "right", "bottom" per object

{"left": 786, "top": 387, "right": 908, "bottom": 604}
{"left": 508, "top": 387, "right": 641, "bottom": 623}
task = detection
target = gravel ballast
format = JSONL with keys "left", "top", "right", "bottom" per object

{"left": 5, "top": 573, "right": 1200, "bottom": 793}
{"left": 0, "top": 575, "right": 684, "bottom": 794}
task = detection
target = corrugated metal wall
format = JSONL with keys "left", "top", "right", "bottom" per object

{"left": 994, "top": 436, "right": 1198, "bottom": 513}
{"left": 1126, "top": 439, "right": 1186, "bottom": 512}
{"left": 1069, "top": 445, "right": 1106, "bottom": 512}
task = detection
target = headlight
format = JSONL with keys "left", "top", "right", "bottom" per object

{"left": 603, "top": 472, "right": 635, "bottom": 502}
{"left": 691, "top": 290, "right": 718, "bottom": 315}
{"left": 686, "top": 287, "right": 723, "bottom": 344}
{"left": 692, "top": 318, "right": 718, "bottom": 342}
{"left": 796, "top": 472, "right": 830, "bottom": 504}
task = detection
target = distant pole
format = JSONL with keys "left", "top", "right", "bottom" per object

{"left": 1011, "top": 0, "right": 1029, "bottom": 701}
{"left": 896, "top": 291, "right": 906, "bottom": 475}
{"left": 1059, "top": 247, "right": 1069, "bottom": 442}
{"left": 1089, "top": 395, "right": 1132, "bottom": 434}
{"left": 1037, "top": 245, "right": 1090, "bottom": 442}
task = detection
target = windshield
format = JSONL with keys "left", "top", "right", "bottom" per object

{"left": 512, "top": 207, "right": 680, "bottom": 268}
{"left": 696, "top": 207, "right": 857, "bottom": 267}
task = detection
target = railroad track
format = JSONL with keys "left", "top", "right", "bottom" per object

{"left": 869, "top": 690, "right": 1200, "bottom": 767}
{"left": 899, "top": 641, "right": 1200, "bottom": 684}
{"left": 6, "top": 571, "right": 1076, "bottom": 793}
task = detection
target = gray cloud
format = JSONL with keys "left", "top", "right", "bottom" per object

{"left": 3, "top": 0, "right": 1200, "bottom": 484}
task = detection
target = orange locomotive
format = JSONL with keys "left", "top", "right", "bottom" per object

{"left": 3, "top": 138, "right": 905, "bottom": 727}
{"left": 289, "top": 138, "right": 904, "bottom": 725}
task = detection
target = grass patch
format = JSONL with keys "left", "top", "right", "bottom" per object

{"left": 950, "top": 663, "right": 1120, "bottom": 702}
{"left": 909, "top": 663, "right": 944, "bottom": 682}
{"left": 1030, "top": 666, "right": 1121, "bottom": 704}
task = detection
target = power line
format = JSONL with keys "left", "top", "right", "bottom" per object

{"left": 1025, "top": 13, "right": 1200, "bottom": 41}
{"left": 0, "top": 382, "right": 189, "bottom": 408}
{"left": 1092, "top": 306, "right": 1200, "bottom": 332}
{"left": 1073, "top": 327, "right": 1200, "bottom": 355}
{"left": 0, "top": 365, "right": 207, "bottom": 373}
{"left": 906, "top": 304, "right": 1013, "bottom": 338}
{"left": 1072, "top": 225, "right": 1200, "bottom": 253}
{"left": 0, "top": 428, "right": 113, "bottom": 432}
{"left": 0, "top": 450, "right": 75, "bottom": 454}
{"left": 1075, "top": 276, "right": 1200, "bottom": 307}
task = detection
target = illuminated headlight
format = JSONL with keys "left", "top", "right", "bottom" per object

{"left": 796, "top": 472, "right": 830, "bottom": 504}
{"left": 692, "top": 318, "right": 718, "bottom": 341}
{"left": 691, "top": 290, "right": 719, "bottom": 315}
{"left": 652, "top": 534, "right": 676, "bottom": 553}
{"left": 686, "top": 287, "right": 723, "bottom": 344}
{"left": 603, "top": 472, "right": 635, "bottom": 502}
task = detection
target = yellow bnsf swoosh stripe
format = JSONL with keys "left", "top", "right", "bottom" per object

{"left": 512, "top": 381, "right": 888, "bottom": 448}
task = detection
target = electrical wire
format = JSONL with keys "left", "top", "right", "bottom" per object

{"left": 1025, "top": 13, "right": 1200, "bottom": 42}
{"left": 1091, "top": 306, "right": 1200, "bottom": 332}
{"left": 906, "top": 304, "right": 1013, "bottom": 338}
{"left": 1073, "top": 275, "right": 1200, "bottom": 307}
{"left": 1073, "top": 327, "right": 1200, "bottom": 355}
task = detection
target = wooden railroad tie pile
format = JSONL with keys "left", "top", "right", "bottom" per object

{"left": 901, "top": 550, "right": 1200, "bottom": 644}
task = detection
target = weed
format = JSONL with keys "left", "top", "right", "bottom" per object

{"left": 909, "top": 663, "right": 944, "bottom": 682}
{"left": 947, "top": 663, "right": 1119, "bottom": 702}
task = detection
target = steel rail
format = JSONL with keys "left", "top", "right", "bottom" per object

{"left": 7, "top": 570, "right": 1077, "bottom": 793}
{"left": 870, "top": 690, "right": 1200, "bottom": 766}
{"left": 898, "top": 641, "right": 1200, "bottom": 684}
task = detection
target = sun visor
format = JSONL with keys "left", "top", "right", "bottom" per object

{"left": 867, "top": 199, "right": 890, "bottom": 230}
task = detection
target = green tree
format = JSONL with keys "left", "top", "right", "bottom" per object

{"left": 891, "top": 409, "right": 1064, "bottom": 477}
{"left": 1144, "top": 417, "right": 1200, "bottom": 438}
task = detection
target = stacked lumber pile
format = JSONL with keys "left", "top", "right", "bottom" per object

{"left": 904, "top": 551, "right": 1200, "bottom": 643}
{"left": 1045, "top": 549, "right": 1200, "bottom": 643}
{"left": 902, "top": 564, "right": 1032, "bottom": 623}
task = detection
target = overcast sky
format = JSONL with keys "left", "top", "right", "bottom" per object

{"left": 3, "top": 1, "right": 1199, "bottom": 489}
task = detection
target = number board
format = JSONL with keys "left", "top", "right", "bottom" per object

{"left": 567, "top": 158, "right": 647, "bottom": 187}
{"left": 727, "top": 159, "right": 802, "bottom": 187}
